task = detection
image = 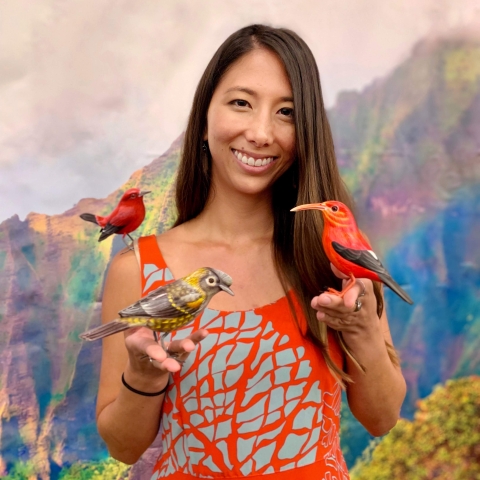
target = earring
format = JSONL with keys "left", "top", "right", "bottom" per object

{"left": 202, "top": 141, "right": 209, "bottom": 153}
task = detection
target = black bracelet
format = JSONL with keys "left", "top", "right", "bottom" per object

{"left": 121, "top": 373, "right": 169, "bottom": 397}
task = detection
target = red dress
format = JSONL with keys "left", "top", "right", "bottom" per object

{"left": 136, "top": 236, "right": 350, "bottom": 480}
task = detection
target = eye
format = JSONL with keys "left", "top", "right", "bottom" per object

{"left": 279, "top": 107, "right": 294, "bottom": 118}
{"left": 206, "top": 276, "right": 216, "bottom": 285}
{"left": 331, "top": 205, "right": 339, "bottom": 212}
{"left": 231, "top": 99, "right": 249, "bottom": 108}
{"left": 130, "top": 194, "right": 137, "bottom": 199}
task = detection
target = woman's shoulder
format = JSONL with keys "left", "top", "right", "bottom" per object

{"left": 108, "top": 246, "right": 139, "bottom": 278}
{"left": 102, "top": 247, "right": 142, "bottom": 309}
{"left": 156, "top": 223, "right": 192, "bottom": 245}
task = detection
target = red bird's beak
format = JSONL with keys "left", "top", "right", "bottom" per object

{"left": 291, "top": 203, "right": 327, "bottom": 212}
{"left": 139, "top": 190, "right": 151, "bottom": 197}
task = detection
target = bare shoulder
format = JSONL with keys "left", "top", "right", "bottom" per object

{"left": 102, "top": 248, "right": 142, "bottom": 321}
{"left": 107, "top": 247, "right": 140, "bottom": 279}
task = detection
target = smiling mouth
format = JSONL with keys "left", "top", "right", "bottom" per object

{"left": 232, "top": 149, "right": 276, "bottom": 167}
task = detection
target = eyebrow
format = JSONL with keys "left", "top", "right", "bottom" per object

{"left": 224, "top": 86, "right": 293, "bottom": 103}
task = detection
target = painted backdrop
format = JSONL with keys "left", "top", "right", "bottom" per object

{"left": 1, "top": 1, "right": 479, "bottom": 479}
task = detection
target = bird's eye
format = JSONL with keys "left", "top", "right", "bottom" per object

{"left": 130, "top": 194, "right": 137, "bottom": 198}
{"left": 206, "top": 276, "right": 216, "bottom": 285}
{"left": 331, "top": 205, "right": 339, "bottom": 212}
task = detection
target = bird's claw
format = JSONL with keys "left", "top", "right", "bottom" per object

{"left": 120, "top": 236, "right": 135, "bottom": 253}
{"left": 157, "top": 331, "right": 185, "bottom": 365}
{"left": 326, "top": 287, "right": 344, "bottom": 297}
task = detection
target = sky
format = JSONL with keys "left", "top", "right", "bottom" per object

{"left": 1, "top": 0, "right": 479, "bottom": 222}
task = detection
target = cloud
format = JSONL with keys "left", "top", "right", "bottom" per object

{"left": 0, "top": 0, "right": 479, "bottom": 221}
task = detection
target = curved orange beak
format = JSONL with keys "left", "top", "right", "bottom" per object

{"left": 291, "top": 203, "right": 327, "bottom": 212}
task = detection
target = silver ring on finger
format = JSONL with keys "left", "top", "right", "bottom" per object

{"left": 353, "top": 298, "right": 362, "bottom": 312}
{"left": 357, "top": 279, "right": 366, "bottom": 297}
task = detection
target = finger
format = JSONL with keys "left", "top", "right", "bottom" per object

{"left": 125, "top": 330, "right": 182, "bottom": 373}
{"left": 314, "top": 292, "right": 345, "bottom": 310}
{"left": 342, "top": 287, "right": 358, "bottom": 310}
{"left": 316, "top": 311, "right": 355, "bottom": 331}
{"left": 144, "top": 341, "right": 169, "bottom": 363}
{"left": 125, "top": 328, "right": 168, "bottom": 362}
{"left": 314, "top": 281, "right": 371, "bottom": 313}
{"left": 149, "top": 356, "right": 183, "bottom": 373}
{"left": 188, "top": 329, "right": 210, "bottom": 345}
{"left": 316, "top": 310, "right": 335, "bottom": 324}
{"left": 343, "top": 279, "right": 370, "bottom": 310}
{"left": 167, "top": 329, "right": 209, "bottom": 355}
{"left": 313, "top": 297, "right": 354, "bottom": 319}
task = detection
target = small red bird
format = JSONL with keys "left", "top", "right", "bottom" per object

{"left": 291, "top": 200, "right": 413, "bottom": 304}
{"left": 80, "top": 188, "right": 150, "bottom": 248}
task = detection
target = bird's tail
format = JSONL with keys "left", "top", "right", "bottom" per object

{"left": 379, "top": 274, "right": 414, "bottom": 305}
{"left": 79, "top": 319, "right": 130, "bottom": 341}
{"left": 79, "top": 213, "right": 99, "bottom": 226}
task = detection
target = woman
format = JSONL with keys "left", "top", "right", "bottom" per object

{"left": 96, "top": 24, "right": 406, "bottom": 479}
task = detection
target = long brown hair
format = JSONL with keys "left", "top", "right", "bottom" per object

{"left": 174, "top": 24, "right": 398, "bottom": 383}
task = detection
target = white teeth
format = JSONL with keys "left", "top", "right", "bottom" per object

{"left": 233, "top": 150, "right": 274, "bottom": 167}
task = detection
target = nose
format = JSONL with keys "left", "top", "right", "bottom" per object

{"left": 245, "top": 110, "right": 274, "bottom": 147}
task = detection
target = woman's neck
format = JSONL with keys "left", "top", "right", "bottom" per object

{"left": 185, "top": 184, "right": 274, "bottom": 246}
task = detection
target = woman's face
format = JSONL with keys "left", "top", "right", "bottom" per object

{"left": 205, "top": 48, "right": 296, "bottom": 197}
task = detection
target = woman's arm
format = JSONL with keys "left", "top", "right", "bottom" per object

{"left": 95, "top": 248, "right": 207, "bottom": 464}
{"left": 342, "top": 304, "right": 406, "bottom": 436}
{"left": 311, "top": 266, "right": 406, "bottom": 437}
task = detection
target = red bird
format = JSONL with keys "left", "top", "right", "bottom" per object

{"left": 80, "top": 188, "right": 150, "bottom": 248}
{"left": 291, "top": 200, "right": 413, "bottom": 304}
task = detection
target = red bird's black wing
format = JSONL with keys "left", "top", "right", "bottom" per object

{"left": 98, "top": 223, "right": 125, "bottom": 241}
{"left": 331, "top": 241, "right": 413, "bottom": 304}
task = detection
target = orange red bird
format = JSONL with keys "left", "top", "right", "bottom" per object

{"left": 80, "top": 188, "right": 150, "bottom": 248}
{"left": 291, "top": 200, "right": 413, "bottom": 304}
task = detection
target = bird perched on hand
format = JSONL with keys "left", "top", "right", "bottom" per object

{"left": 80, "top": 188, "right": 150, "bottom": 249}
{"left": 80, "top": 267, "right": 234, "bottom": 351}
{"left": 291, "top": 200, "right": 413, "bottom": 304}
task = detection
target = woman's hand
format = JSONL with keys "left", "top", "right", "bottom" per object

{"left": 311, "top": 263, "right": 406, "bottom": 436}
{"left": 310, "top": 263, "right": 379, "bottom": 337}
{"left": 123, "top": 327, "right": 209, "bottom": 386}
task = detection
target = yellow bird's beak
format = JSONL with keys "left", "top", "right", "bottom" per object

{"left": 219, "top": 284, "right": 235, "bottom": 296}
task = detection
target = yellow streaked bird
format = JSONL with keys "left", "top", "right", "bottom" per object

{"left": 80, "top": 267, "right": 234, "bottom": 350}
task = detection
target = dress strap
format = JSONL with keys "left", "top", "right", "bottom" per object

{"left": 136, "top": 235, "right": 174, "bottom": 296}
